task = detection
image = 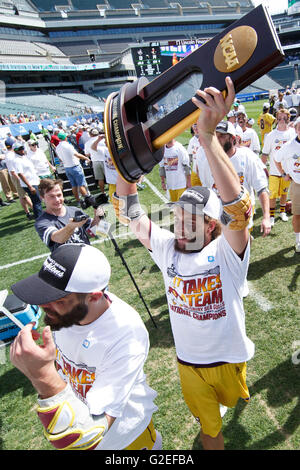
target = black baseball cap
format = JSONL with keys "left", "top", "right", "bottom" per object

{"left": 11, "top": 244, "right": 111, "bottom": 305}
{"left": 175, "top": 186, "right": 221, "bottom": 219}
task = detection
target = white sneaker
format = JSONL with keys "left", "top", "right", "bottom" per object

{"left": 280, "top": 212, "right": 288, "bottom": 222}
{"left": 270, "top": 216, "right": 275, "bottom": 227}
{"left": 295, "top": 243, "right": 300, "bottom": 253}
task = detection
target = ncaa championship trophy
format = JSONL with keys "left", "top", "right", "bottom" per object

{"left": 104, "top": 4, "right": 285, "bottom": 183}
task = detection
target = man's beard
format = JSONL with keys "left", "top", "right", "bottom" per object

{"left": 43, "top": 301, "right": 89, "bottom": 331}
{"left": 174, "top": 237, "right": 204, "bottom": 254}
{"left": 223, "top": 140, "right": 233, "bottom": 153}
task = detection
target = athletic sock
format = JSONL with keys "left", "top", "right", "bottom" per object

{"left": 270, "top": 208, "right": 275, "bottom": 217}
{"left": 295, "top": 233, "right": 300, "bottom": 244}
{"left": 280, "top": 204, "right": 286, "bottom": 213}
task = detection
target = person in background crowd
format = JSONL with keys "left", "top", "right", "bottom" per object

{"left": 159, "top": 138, "right": 191, "bottom": 202}
{"left": 257, "top": 102, "right": 276, "bottom": 146}
{"left": 262, "top": 108, "right": 296, "bottom": 227}
{"left": 274, "top": 116, "right": 300, "bottom": 253}
{"left": 13, "top": 141, "right": 43, "bottom": 219}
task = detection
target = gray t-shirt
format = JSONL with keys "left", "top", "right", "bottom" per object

{"left": 35, "top": 205, "right": 91, "bottom": 253}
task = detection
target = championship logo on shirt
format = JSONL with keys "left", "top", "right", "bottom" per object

{"left": 55, "top": 346, "right": 96, "bottom": 402}
{"left": 164, "top": 156, "right": 179, "bottom": 171}
{"left": 237, "top": 172, "right": 244, "bottom": 184}
{"left": 275, "top": 139, "right": 288, "bottom": 151}
{"left": 293, "top": 155, "right": 300, "bottom": 173}
{"left": 241, "top": 139, "right": 251, "bottom": 148}
{"left": 166, "top": 265, "right": 227, "bottom": 321}
{"left": 106, "top": 156, "right": 116, "bottom": 170}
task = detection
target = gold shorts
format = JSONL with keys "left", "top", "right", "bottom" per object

{"left": 169, "top": 188, "right": 186, "bottom": 202}
{"left": 269, "top": 175, "right": 290, "bottom": 199}
{"left": 124, "top": 419, "right": 158, "bottom": 450}
{"left": 191, "top": 172, "right": 202, "bottom": 187}
{"left": 178, "top": 361, "right": 250, "bottom": 438}
{"left": 108, "top": 183, "right": 116, "bottom": 202}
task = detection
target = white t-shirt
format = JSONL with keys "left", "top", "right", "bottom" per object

{"left": 274, "top": 98, "right": 288, "bottom": 112}
{"left": 240, "top": 128, "right": 260, "bottom": 154}
{"left": 159, "top": 141, "right": 190, "bottom": 190}
{"left": 53, "top": 292, "right": 157, "bottom": 450}
{"left": 14, "top": 154, "right": 40, "bottom": 187}
{"left": 104, "top": 147, "right": 117, "bottom": 184}
{"left": 84, "top": 136, "right": 104, "bottom": 163}
{"left": 27, "top": 148, "right": 50, "bottom": 177}
{"left": 292, "top": 93, "right": 300, "bottom": 107}
{"left": 284, "top": 93, "right": 293, "bottom": 108}
{"left": 262, "top": 128, "right": 296, "bottom": 176}
{"left": 196, "top": 146, "right": 267, "bottom": 207}
{"left": 56, "top": 141, "right": 79, "bottom": 168}
{"left": 187, "top": 135, "right": 201, "bottom": 173}
{"left": 275, "top": 136, "right": 300, "bottom": 184}
{"left": 4, "top": 150, "right": 17, "bottom": 173}
{"left": 149, "top": 223, "right": 254, "bottom": 364}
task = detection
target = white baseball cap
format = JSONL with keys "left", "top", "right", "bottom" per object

{"left": 11, "top": 244, "right": 111, "bottom": 305}
{"left": 216, "top": 120, "right": 236, "bottom": 136}
{"left": 263, "top": 102, "right": 270, "bottom": 108}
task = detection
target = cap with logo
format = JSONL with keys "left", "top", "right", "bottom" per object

{"left": 175, "top": 186, "right": 222, "bottom": 220}
{"left": 13, "top": 142, "right": 25, "bottom": 152}
{"left": 11, "top": 244, "right": 111, "bottom": 305}
{"left": 216, "top": 120, "right": 236, "bottom": 136}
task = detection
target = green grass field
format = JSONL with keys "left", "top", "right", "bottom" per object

{"left": 0, "top": 99, "right": 299, "bottom": 451}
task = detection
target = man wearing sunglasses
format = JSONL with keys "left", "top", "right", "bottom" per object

{"left": 27, "top": 139, "right": 56, "bottom": 180}
{"left": 13, "top": 141, "right": 43, "bottom": 219}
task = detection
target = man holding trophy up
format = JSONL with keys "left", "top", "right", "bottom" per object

{"left": 114, "top": 77, "right": 254, "bottom": 450}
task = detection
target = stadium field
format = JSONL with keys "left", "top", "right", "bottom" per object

{"left": 0, "top": 99, "right": 299, "bottom": 451}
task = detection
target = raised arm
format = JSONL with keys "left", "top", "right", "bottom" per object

{"left": 115, "top": 174, "right": 152, "bottom": 250}
{"left": 192, "top": 77, "right": 250, "bottom": 255}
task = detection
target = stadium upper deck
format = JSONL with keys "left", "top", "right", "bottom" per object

{"left": 0, "top": 0, "right": 298, "bottom": 108}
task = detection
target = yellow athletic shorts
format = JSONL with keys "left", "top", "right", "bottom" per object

{"left": 169, "top": 188, "right": 186, "bottom": 202}
{"left": 269, "top": 175, "right": 291, "bottom": 199}
{"left": 191, "top": 172, "right": 202, "bottom": 187}
{"left": 108, "top": 184, "right": 116, "bottom": 202}
{"left": 178, "top": 361, "right": 250, "bottom": 438}
{"left": 125, "top": 419, "right": 158, "bottom": 450}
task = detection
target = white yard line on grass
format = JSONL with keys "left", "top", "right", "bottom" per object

{"left": 0, "top": 233, "right": 130, "bottom": 271}
{"left": 247, "top": 281, "right": 274, "bottom": 312}
{"left": 144, "top": 177, "right": 170, "bottom": 203}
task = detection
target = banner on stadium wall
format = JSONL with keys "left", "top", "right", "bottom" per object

{"left": 288, "top": 0, "right": 300, "bottom": 14}
{"left": 0, "top": 113, "right": 102, "bottom": 137}
{"left": 0, "top": 63, "right": 110, "bottom": 72}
